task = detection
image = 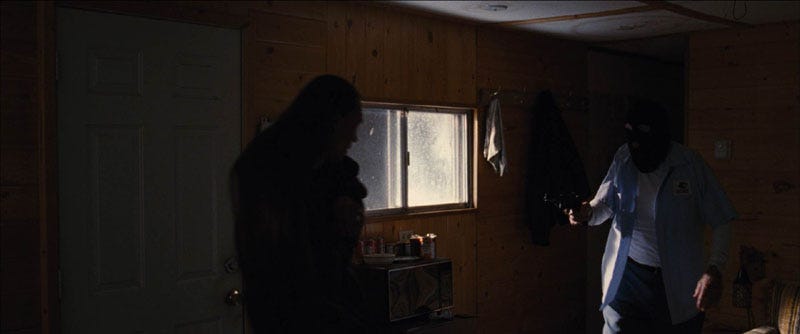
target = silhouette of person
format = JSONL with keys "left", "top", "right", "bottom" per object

{"left": 568, "top": 99, "right": 736, "bottom": 333}
{"left": 231, "top": 75, "right": 367, "bottom": 333}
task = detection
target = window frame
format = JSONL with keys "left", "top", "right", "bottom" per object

{"left": 358, "top": 101, "right": 477, "bottom": 218}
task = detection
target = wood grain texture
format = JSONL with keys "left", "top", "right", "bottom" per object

{"left": 242, "top": 0, "right": 326, "bottom": 21}
{"left": 252, "top": 10, "right": 326, "bottom": 47}
{"left": 475, "top": 26, "right": 589, "bottom": 334}
{"left": 687, "top": 21, "right": 800, "bottom": 331}
{"left": 0, "top": 148, "right": 38, "bottom": 186}
{"left": 245, "top": 7, "right": 327, "bottom": 145}
{"left": 0, "top": 221, "right": 40, "bottom": 260}
{"left": 1, "top": 3, "right": 41, "bottom": 333}
{"left": 328, "top": 2, "right": 475, "bottom": 105}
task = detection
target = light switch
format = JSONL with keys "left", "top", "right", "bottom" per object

{"left": 714, "top": 139, "right": 731, "bottom": 160}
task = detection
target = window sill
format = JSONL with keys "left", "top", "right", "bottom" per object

{"left": 364, "top": 207, "right": 478, "bottom": 224}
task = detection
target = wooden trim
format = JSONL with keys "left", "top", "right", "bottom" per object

{"left": 57, "top": 1, "right": 251, "bottom": 28}
{"left": 361, "top": 98, "right": 477, "bottom": 110}
{"left": 37, "top": 2, "right": 59, "bottom": 334}
{"left": 365, "top": 207, "right": 478, "bottom": 224}
{"left": 489, "top": 4, "right": 659, "bottom": 27}
{"left": 242, "top": 21, "right": 254, "bottom": 150}
{"left": 363, "top": 101, "right": 475, "bottom": 113}
{"left": 248, "top": 6, "right": 327, "bottom": 24}
{"left": 360, "top": 102, "right": 477, "bottom": 219}
{"left": 638, "top": 0, "right": 753, "bottom": 28}
{"left": 486, "top": 1, "right": 753, "bottom": 29}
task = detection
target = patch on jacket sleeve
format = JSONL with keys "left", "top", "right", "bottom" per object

{"left": 674, "top": 180, "right": 691, "bottom": 196}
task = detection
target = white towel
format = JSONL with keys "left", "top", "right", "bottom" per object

{"left": 483, "top": 97, "right": 506, "bottom": 176}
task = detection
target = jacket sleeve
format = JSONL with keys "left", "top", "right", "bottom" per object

{"left": 588, "top": 146, "right": 625, "bottom": 226}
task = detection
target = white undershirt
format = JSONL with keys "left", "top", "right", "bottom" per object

{"left": 628, "top": 165, "right": 668, "bottom": 268}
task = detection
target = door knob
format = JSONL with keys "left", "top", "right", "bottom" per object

{"left": 225, "top": 288, "right": 241, "bottom": 306}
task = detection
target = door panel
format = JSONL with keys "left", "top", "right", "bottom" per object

{"left": 88, "top": 125, "right": 145, "bottom": 293}
{"left": 58, "top": 8, "right": 242, "bottom": 334}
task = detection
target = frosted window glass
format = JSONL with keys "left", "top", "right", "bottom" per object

{"left": 349, "top": 108, "right": 403, "bottom": 211}
{"left": 407, "top": 111, "right": 468, "bottom": 207}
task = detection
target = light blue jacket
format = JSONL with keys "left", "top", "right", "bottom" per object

{"left": 589, "top": 142, "right": 737, "bottom": 324}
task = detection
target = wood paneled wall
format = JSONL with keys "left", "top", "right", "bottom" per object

{"left": 475, "top": 27, "right": 589, "bottom": 333}
{"left": 326, "top": 3, "right": 475, "bottom": 106}
{"left": 245, "top": 4, "right": 328, "bottom": 145}
{"left": 1, "top": 2, "right": 46, "bottom": 333}
{"left": 686, "top": 21, "right": 800, "bottom": 331}
{"left": 1, "top": 1, "right": 598, "bottom": 333}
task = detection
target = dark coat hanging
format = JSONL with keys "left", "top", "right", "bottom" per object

{"left": 525, "top": 90, "right": 590, "bottom": 246}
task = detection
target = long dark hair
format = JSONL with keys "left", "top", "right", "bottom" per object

{"left": 252, "top": 75, "right": 360, "bottom": 166}
{"left": 231, "top": 74, "right": 360, "bottom": 260}
{"left": 232, "top": 74, "right": 360, "bottom": 203}
{"left": 230, "top": 74, "right": 363, "bottom": 333}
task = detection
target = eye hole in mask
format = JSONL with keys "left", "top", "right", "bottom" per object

{"left": 625, "top": 123, "right": 652, "bottom": 134}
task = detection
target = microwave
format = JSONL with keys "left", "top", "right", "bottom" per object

{"left": 355, "top": 258, "right": 454, "bottom": 323}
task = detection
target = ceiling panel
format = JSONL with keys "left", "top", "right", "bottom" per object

{"left": 670, "top": 1, "right": 800, "bottom": 25}
{"left": 517, "top": 10, "right": 728, "bottom": 42}
{"left": 387, "top": 1, "right": 798, "bottom": 43}
{"left": 390, "top": 1, "right": 644, "bottom": 23}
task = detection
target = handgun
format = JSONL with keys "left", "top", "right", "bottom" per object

{"left": 542, "top": 192, "right": 584, "bottom": 211}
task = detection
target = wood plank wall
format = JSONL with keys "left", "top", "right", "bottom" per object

{"left": 0, "top": 1, "right": 598, "bottom": 333}
{"left": 1, "top": 2, "right": 44, "bottom": 333}
{"left": 475, "top": 27, "right": 589, "bottom": 333}
{"left": 686, "top": 21, "right": 800, "bottom": 331}
{"left": 245, "top": 2, "right": 328, "bottom": 145}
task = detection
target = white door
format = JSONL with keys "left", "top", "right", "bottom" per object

{"left": 57, "top": 8, "right": 242, "bottom": 334}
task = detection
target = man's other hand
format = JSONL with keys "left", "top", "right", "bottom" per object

{"left": 566, "top": 202, "right": 592, "bottom": 226}
{"left": 693, "top": 265, "right": 723, "bottom": 311}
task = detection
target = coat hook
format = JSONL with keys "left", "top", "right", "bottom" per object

{"left": 491, "top": 86, "right": 501, "bottom": 98}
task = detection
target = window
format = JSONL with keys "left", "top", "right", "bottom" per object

{"left": 349, "top": 103, "right": 473, "bottom": 215}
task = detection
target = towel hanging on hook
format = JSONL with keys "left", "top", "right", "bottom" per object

{"left": 483, "top": 94, "right": 507, "bottom": 176}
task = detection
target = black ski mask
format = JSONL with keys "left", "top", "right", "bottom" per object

{"left": 625, "top": 100, "right": 671, "bottom": 173}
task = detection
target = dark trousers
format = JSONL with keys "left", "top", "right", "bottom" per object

{"left": 602, "top": 258, "right": 705, "bottom": 334}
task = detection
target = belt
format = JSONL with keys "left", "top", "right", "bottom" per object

{"left": 627, "top": 257, "right": 661, "bottom": 274}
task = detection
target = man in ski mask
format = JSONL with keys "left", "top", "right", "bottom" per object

{"left": 567, "top": 99, "right": 736, "bottom": 333}
{"left": 625, "top": 99, "right": 672, "bottom": 173}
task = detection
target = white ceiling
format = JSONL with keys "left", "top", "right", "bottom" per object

{"left": 390, "top": 1, "right": 800, "bottom": 42}
{"left": 387, "top": 1, "right": 798, "bottom": 63}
